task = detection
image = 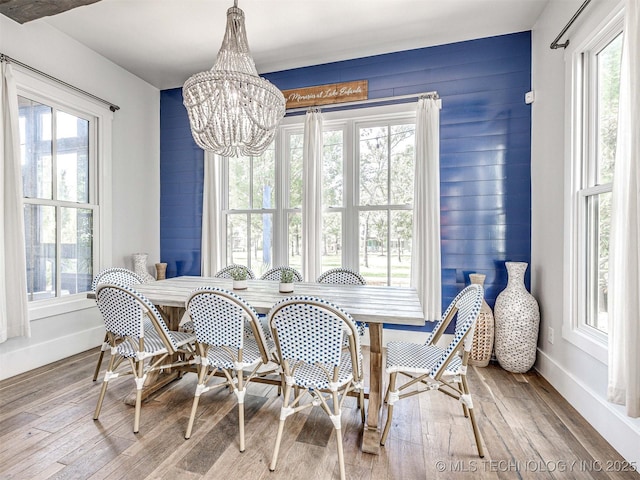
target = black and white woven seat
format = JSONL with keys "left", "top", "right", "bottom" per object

{"left": 380, "top": 284, "right": 485, "bottom": 458}
{"left": 90, "top": 267, "right": 149, "bottom": 381}
{"left": 184, "top": 287, "right": 278, "bottom": 452}
{"left": 93, "top": 283, "right": 196, "bottom": 433}
{"left": 260, "top": 266, "right": 303, "bottom": 282}
{"left": 268, "top": 296, "right": 365, "bottom": 480}
{"left": 317, "top": 267, "right": 367, "bottom": 338}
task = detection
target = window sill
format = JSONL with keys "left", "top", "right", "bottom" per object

{"left": 562, "top": 324, "right": 608, "bottom": 364}
{"left": 28, "top": 295, "right": 96, "bottom": 321}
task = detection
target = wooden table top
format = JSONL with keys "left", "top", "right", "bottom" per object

{"left": 131, "top": 276, "right": 425, "bottom": 327}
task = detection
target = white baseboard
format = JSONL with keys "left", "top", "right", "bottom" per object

{"left": 535, "top": 349, "right": 640, "bottom": 465}
{"left": 0, "top": 326, "right": 104, "bottom": 380}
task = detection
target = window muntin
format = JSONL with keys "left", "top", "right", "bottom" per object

{"left": 19, "top": 96, "right": 96, "bottom": 301}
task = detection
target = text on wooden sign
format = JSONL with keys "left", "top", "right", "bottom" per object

{"left": 282, "top": 80, "right": 368, "bottom": 109}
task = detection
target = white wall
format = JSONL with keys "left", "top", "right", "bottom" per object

{"left": 531, "top": 0, "right": 640, "bottom": 465}
{"left": 0, "top": 16, "right": 160, "bottom": 379}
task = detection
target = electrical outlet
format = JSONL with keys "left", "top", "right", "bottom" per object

{"left": 525, "top": 90, "right": 535, "bottom": 104}
{"left": 548, "top": 327, "right": 554, "bottom": 344}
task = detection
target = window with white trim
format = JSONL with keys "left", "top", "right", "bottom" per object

{"left": 222, "top": 108, "right": 415, "bottom": 285}
{"left": 16, "top": 70, "right": 111, "bottom": 311}
{"left": 566, "top": 8, "right": 622, "bottom": 355}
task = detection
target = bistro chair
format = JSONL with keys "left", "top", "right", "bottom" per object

{"left": 268, "top": 296, "right": 364, "bottom": 480}
{"left": 317, "top": 267, "right": 366, "bottom": 286}
{"left": 214, "top": 264, "right": 256, "bottom": 279}
{"left": 184, "top": 287, "right": 278, "bottom": 451}
{"left": 91, "top": 267, "right": 146, "bottom": 381}
{"left": 380, "top": 284, "right": 485, "bottom": 457}
{"left": 317, "top": 267, "right": 367, "bottom": 337}
{"left": 260, "top": 266, "right": 303, "bottom": 282}
{"left": 93, "top": 283, "right": 196, "bottom": 433}
{"left": 180, "top": 264, "right": 256, "bottom": 333}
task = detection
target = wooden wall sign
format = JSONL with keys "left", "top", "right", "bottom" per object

{"left": 282, "top": 80, "right": 368, "bottom": 109}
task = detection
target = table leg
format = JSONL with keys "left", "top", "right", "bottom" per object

{"left": 362, "top": 322, "right": 382, "bottom": 454}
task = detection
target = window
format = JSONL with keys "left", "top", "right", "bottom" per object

{"left": 225, "top": 144, "right": 275, "bottom": 278}
{"left": 357, "top": 122, "right": 414, "bottom": 286}
{"left": 284, "top": 128, "right": 346, "bottom": 273}
{"left": 222, "top": 107, "right": 415, "bottom": 284}
{"left": 565, "top": 8, "right": 622, "bottom": 358}
{"left": 581, "top": 32, "right": 622, "bottom": 334}
{"left": 20, "top": 97, "right": 95, "bottom": 300}
{"left": 14, "top": 68, "right": 112, "bottom": 315}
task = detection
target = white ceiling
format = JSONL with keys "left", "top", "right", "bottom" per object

{"left": 38, "top": 0, "right": 549, "bottom": 90}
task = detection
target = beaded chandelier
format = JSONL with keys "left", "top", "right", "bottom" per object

{"left": 183, "top": 1, "right": 286, "bottom": 157}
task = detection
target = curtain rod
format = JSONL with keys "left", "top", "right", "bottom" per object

{"left": 286, "top": 90, "right": 440, "bottom": 115}
{"left": 550, "top": 0, "right": 592, "bottom": 49}
{"left": 0, "top": 53, "right": 120, "bottom": 112}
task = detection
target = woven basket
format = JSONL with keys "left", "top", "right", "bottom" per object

{"left": 468, "top": 273, "right": 494, "bottom": 367}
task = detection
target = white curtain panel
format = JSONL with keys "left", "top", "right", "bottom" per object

{"left": 0, "top": 62, "right": 30, "bottom": 343}
{"left": 608, "top": 0, "right": 640, "bottom": 418}
{"left": 302, "top": 109, "right": 323, "bottom": 281}
{"left": 411, "top": 97, "right": 442, "bottom": 321}
{"left": 201, "top": 150, "right": 223, "bottom": 277}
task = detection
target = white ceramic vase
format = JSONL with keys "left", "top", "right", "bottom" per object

{"left": 279, "top": 282, "right": 294, "bottom": 293}
{"left": 132, "top": 253, "right": 155, "bottom": 283}
{"left": 233, "top": 279, "right": 248, "bottom": 290}
{"left": 493, "top": 262, "right": 540, "bottom": 373}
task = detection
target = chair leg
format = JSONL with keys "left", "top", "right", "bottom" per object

{"left": 185, "top": 393, "right": 202, "bottom": 440}
{"left": 238, "top": 395, "right": 245, "bottom": 452}
{"left": 92, "top": 332, "right": 109, "bottom": 381}
{"left": 270, "top": 383, "right": 292, "bottom": 471}
{"left": 461, "top": 375, "right": 484, "bottom": 458}
{"left": 458, "top": 379, "right": 469, "bottom": 417}
{"left": 93, "top": 352, "right": 116, "bottom": 420}
{"left": 236, "top": 370, "right": 245, "bottom": 452}
{"left": 133, "top": 359, "right": 144, "bottom": 434}
{"left": 380, "top": 372, "right": 397, "bottom": 445}
{"left": 359, "top": 388, "right": 366, "bottom": 424}
{"left": 185, "top": 366, "right": 208, "bottom": 439}
{"left": 332, "top": 391, "right": 346, "bottom": 480}
{"left": 335, "top": 424, "right": 346, "bottom": 480}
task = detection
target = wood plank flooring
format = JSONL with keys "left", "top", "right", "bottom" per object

{"left": 0, "top": 347, "right": 638, "bottom": 480}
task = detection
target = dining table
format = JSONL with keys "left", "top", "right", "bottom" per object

{"left": 102, "top": 275, "right": 425, "bottom": 455}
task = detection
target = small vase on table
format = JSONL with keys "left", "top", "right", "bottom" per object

{"left": 279, "top": 269, "right": 295, "bottom": 293}
{"left": 230, "top": 266, "right": 249, "bottom": 290}
{"left": 155, "top": 263, "right": 167, "bottom": 280}
{"left": 132, "top": 253, "right": 155, "bottom": 283}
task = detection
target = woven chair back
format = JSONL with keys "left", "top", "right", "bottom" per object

{"left": 214, "top": 264, "right": 256, "bottom": 279}
{"left": 317, "top": 268, "right": 366, "bottom": 285}
{"left": 91, "top": 267, "right": 143, "bottom": 292}
{"left": 95, "top": 283, "right": 179, "bottom": 353}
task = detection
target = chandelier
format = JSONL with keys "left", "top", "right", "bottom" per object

{"left": 183, "top": 0, "right": 286, "bottom": 157}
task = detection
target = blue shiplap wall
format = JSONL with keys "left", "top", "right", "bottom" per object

{"left": 160, "top": 31, "right": 532, "bottom": 331}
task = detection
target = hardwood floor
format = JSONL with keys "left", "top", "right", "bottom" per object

{"left": 0, "top": 347, "right": 637, "bottom": 480}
